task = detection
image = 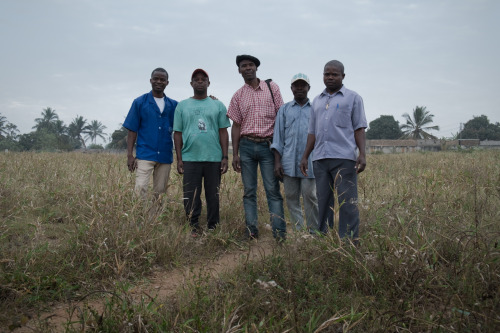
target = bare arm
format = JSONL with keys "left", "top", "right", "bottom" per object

{"left": 354, "top": 128, "right": 366, "bottom": 174}
{"left": 219, "top": 128, "right": 229, "bottom": 174}
{"left": 173, "top": 131, "right": 184, "bottom": 174}
{"left": 126, "top": 130, "right": 138, "bottom": 172}
{"left": 231, "top": 122, "right": 242, "bottom": 173}
{"left": 299, "top": 134, "right": 316, "bottom": 177}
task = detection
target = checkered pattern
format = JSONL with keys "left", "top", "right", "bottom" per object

{"left": 227, "top": 79, "right": 284, "bottom": 137}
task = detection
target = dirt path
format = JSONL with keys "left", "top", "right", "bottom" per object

{"left": 13, "top": 237, "right": 276, "bottom": 332}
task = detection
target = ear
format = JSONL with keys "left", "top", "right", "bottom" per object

{"left": 238, "top": 66, "right": 242, "bottom": 74}
{"left": 190, "top": 81, "right": 194, "bottom": 88}
{"left": 165, "top": 80, "right": 169, "bottom": 87}
{"left": 207, "top": 80, "right": 211, "bottom": 87}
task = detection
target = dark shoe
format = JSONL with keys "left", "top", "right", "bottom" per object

{"left": 249, "top": 233, "right": 259, "bottom": 240}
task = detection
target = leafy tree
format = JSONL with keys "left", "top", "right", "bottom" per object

{"left": 68, "top": 116, "right": 90, "bottom": 148}
{"left": 84, "top": 120, "right": 107, "bottom": 144}
{"left": 107, "top": 126, "right": 128, "bottom": 149}
{"left": 458, "top": 115, "right": 500, "bottom": 140}
{"left": 0, "top": 114, "right": 7, "bottom": 138}
{"left": 400, "top": 106, "right": 440, "bottom": 139}
{"left": 366, "top": 115, "right": 403, "bottom": 140}
{"left": 33, "top": 107, "right": 59, "bottom": 131}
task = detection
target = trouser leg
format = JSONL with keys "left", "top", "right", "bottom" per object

{"left": 135, "top": 159, "right": 155, "bottom": 199}
{"left": 204, "top": 162, "right": 221, "bottom": 229}
{"left": 301, "top": 177, "right": 319, "bottom": 232}
{"left": 335, "top": 160, "right": 359, "bottom": 240}
{"left": 283, "top": 175, "right": 304, "bottom": 230}
{"left": 239, "top": 139, "right": 259, "bottom": 236}
{"left": 183, "top": 162, "right": 203, "bottom": 230}
{"left": 314, "top": 160, "right": 335, "bottom": 234}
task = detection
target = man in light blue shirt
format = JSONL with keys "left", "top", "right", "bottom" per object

{"left": 300, "top": 60, "right": 367, "bottom": 242}
{"left": 271, "top": 73, "right": 318, "bottom": 232}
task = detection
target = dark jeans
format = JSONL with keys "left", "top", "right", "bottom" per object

{"left": 313, "top": 158, "right": 359, "bottom": 239}
{"left": 239, "top": 137, "right": 285, "bottom": 239}
{"left": 183, "top": 162, "right": 221, "bottom": 230}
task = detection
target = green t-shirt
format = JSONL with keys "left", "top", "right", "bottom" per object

{"left": 173, "top": 97, "right": 231, "bottom": 162}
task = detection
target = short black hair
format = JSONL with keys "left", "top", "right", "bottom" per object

{"left": 151, "top": 67, "right": 169, "bottom": 79}
{"left": 324, "top": 60, "right": 344, "bottom": 74}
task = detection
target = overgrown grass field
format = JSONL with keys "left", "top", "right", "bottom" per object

{"left": 1, "top": 151, "right": 499, "bottom": 332}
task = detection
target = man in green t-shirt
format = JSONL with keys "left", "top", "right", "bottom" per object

{"left": 173, "top": 69, "right": 231, "bottom": 236}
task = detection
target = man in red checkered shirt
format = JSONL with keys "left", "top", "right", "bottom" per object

{"left": 227, "top": 54, "right": 286, "bottom": 242}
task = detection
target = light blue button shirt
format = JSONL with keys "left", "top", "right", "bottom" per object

{"left": 308, "top": 85, "right": 367, "bottom": 162}
{"left": 271, "top": 99, "right": 314, "bottom": 178}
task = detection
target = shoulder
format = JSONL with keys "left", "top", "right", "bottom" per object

{"left": 164, "top": 95, "right": 178, "bottom": 106}
{"left": 342, "top": 86, "right": 362, "bottom": 99}
{"left": 133, "top": 92, "right": 151, "bottom": 103}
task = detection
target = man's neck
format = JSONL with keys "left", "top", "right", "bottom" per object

{"left": 245, "top": 77, "right": 260, "bottom": 89}
{"left": 325, "top": 85, "right": 342, "bottom": 95}
{"left": 153, "top": 91, "right": 164, "bottom": 98}
{"left": 295, "top": 98, "right": 308, "bottom": 106}
{"left": 192, "top": 92, "right": 208, "bottom": 100}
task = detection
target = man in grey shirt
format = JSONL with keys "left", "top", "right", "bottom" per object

{"left": 271, "top": 73, "right": 318, "bottom": 232}
{"left": 300, "top": 60, "right": 367, "bottom": 242}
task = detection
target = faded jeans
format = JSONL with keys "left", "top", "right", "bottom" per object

{"left": 283, "top": 175, "right": 319, "bottom": 232}
{"left": 239, "top": 137, "right": 285, "bottom": 238}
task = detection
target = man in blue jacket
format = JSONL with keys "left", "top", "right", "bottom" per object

{"left": 123, "top": 68, "right": 178, "bottom": 199}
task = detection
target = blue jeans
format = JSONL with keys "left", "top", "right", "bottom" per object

{"left": 313, "top": 159, "right": 360, "bottom": 240}
{"left": 239, "top": 138, "right": 285, "bottom": 238}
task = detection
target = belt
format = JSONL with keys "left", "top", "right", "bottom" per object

{"left": 242, "top": 135, "right": 273, "bottom": 143}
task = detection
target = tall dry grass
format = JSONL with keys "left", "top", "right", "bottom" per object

{"left": 1, "top": 150, "right": 499, "bottom": 331}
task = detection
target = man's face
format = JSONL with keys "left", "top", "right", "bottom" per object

{"left": 291, "top": 80, "right": 310, "bottom": 100}
{"left": 150, "top": 71, "right": 168, "bottom": 94}
{"left": 238, "top": 60, "right": 257, "bottom": 80}
{"left": 323, "top": 65, "right": 345, "bottom": 92}
{"left": 190, "top": 73, "right": 210, "bottom": 93}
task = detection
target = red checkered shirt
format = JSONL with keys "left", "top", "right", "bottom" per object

{"left": 227, "top": 79, "right": 284, "bottom": 137}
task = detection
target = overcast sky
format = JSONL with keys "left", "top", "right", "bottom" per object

{"left": 1, "top": 0, "right": 498, "bottom": 144}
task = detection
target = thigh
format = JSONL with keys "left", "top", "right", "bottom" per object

{"left": 239, "top": 141, "right": 258, "bottom": 192}
{"left": 152, "top": 163, "right": 171, "bottom": 192}
{"left": 335, "top": 160, "right": 357, "bottom": 200}
{"left": 135, "top": 159, "right": 155, "bottom": 187}
{"left": 257, "top": 143, "right": 280, "bottom": 193}
{"left": 283, "top": 175, "right": 301, "bottom": 200}
{"left": 313, "top": 160, "right": 334, "bottom": 199}
{"left": 183, "top": 162, "right": 203, "bottom": 193}
{"left": 203, "top": 162, "right": 221, "bottom": 195}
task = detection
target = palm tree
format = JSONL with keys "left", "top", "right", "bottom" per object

{"left": 400, "top": 106, "right": 440, "bottom": 139}
{"left": 84, "top": 120, "right": 107, "bottom": 144}
{"left": 0, "top": 114, "right": 7, "bottom": 138}
{"left": 33, "top": 107, "right": 59, "bottom": 131}
{"left": 53, "top": 120, "right": 67, "bottom": 137}
{"left": 68, "top": 115, "right": 90, "bottom": 148}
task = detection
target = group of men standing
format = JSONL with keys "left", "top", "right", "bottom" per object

{"left": 123, "top": 55, "right": 367, "bottom": 244}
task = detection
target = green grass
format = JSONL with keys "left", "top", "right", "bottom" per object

{"left": 1, "top": 151, "right": 499, "bottom": 332}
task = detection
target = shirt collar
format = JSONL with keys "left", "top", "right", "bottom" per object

{"left": 292, "top": 99, "right": 311, "bottom": 107}
{"left": 320, "top": 85, "right": 345, "bottom": 97}
{"left": 244, "top": 78, "right": 264, "bottom": 91}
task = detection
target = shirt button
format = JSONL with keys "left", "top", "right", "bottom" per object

{"left": 159, "top": 127, "right": 161, "bottom": 129}
{"left": 158, "top": 151, "right": 160, "bottom": 154}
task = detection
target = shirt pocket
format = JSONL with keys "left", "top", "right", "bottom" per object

{"left": 334, "top": 107, "right": 352, "bottom": 128}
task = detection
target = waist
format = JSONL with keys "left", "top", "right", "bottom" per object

{"left": 241, "top": 135, "right": 273, "bottom": 143}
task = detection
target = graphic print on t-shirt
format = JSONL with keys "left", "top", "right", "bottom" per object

{"left": 198, "top": 118, "right": 207, "bottom": 132}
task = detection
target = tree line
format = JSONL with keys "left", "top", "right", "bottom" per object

{"left": 0, "top": 107, "right": 124, "bottom": 152}
{"left": 1, "top": 106, "right": 499, "bottom": 152}
{"left": 366, "top": 106, "right": 500, "bottom": 141}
